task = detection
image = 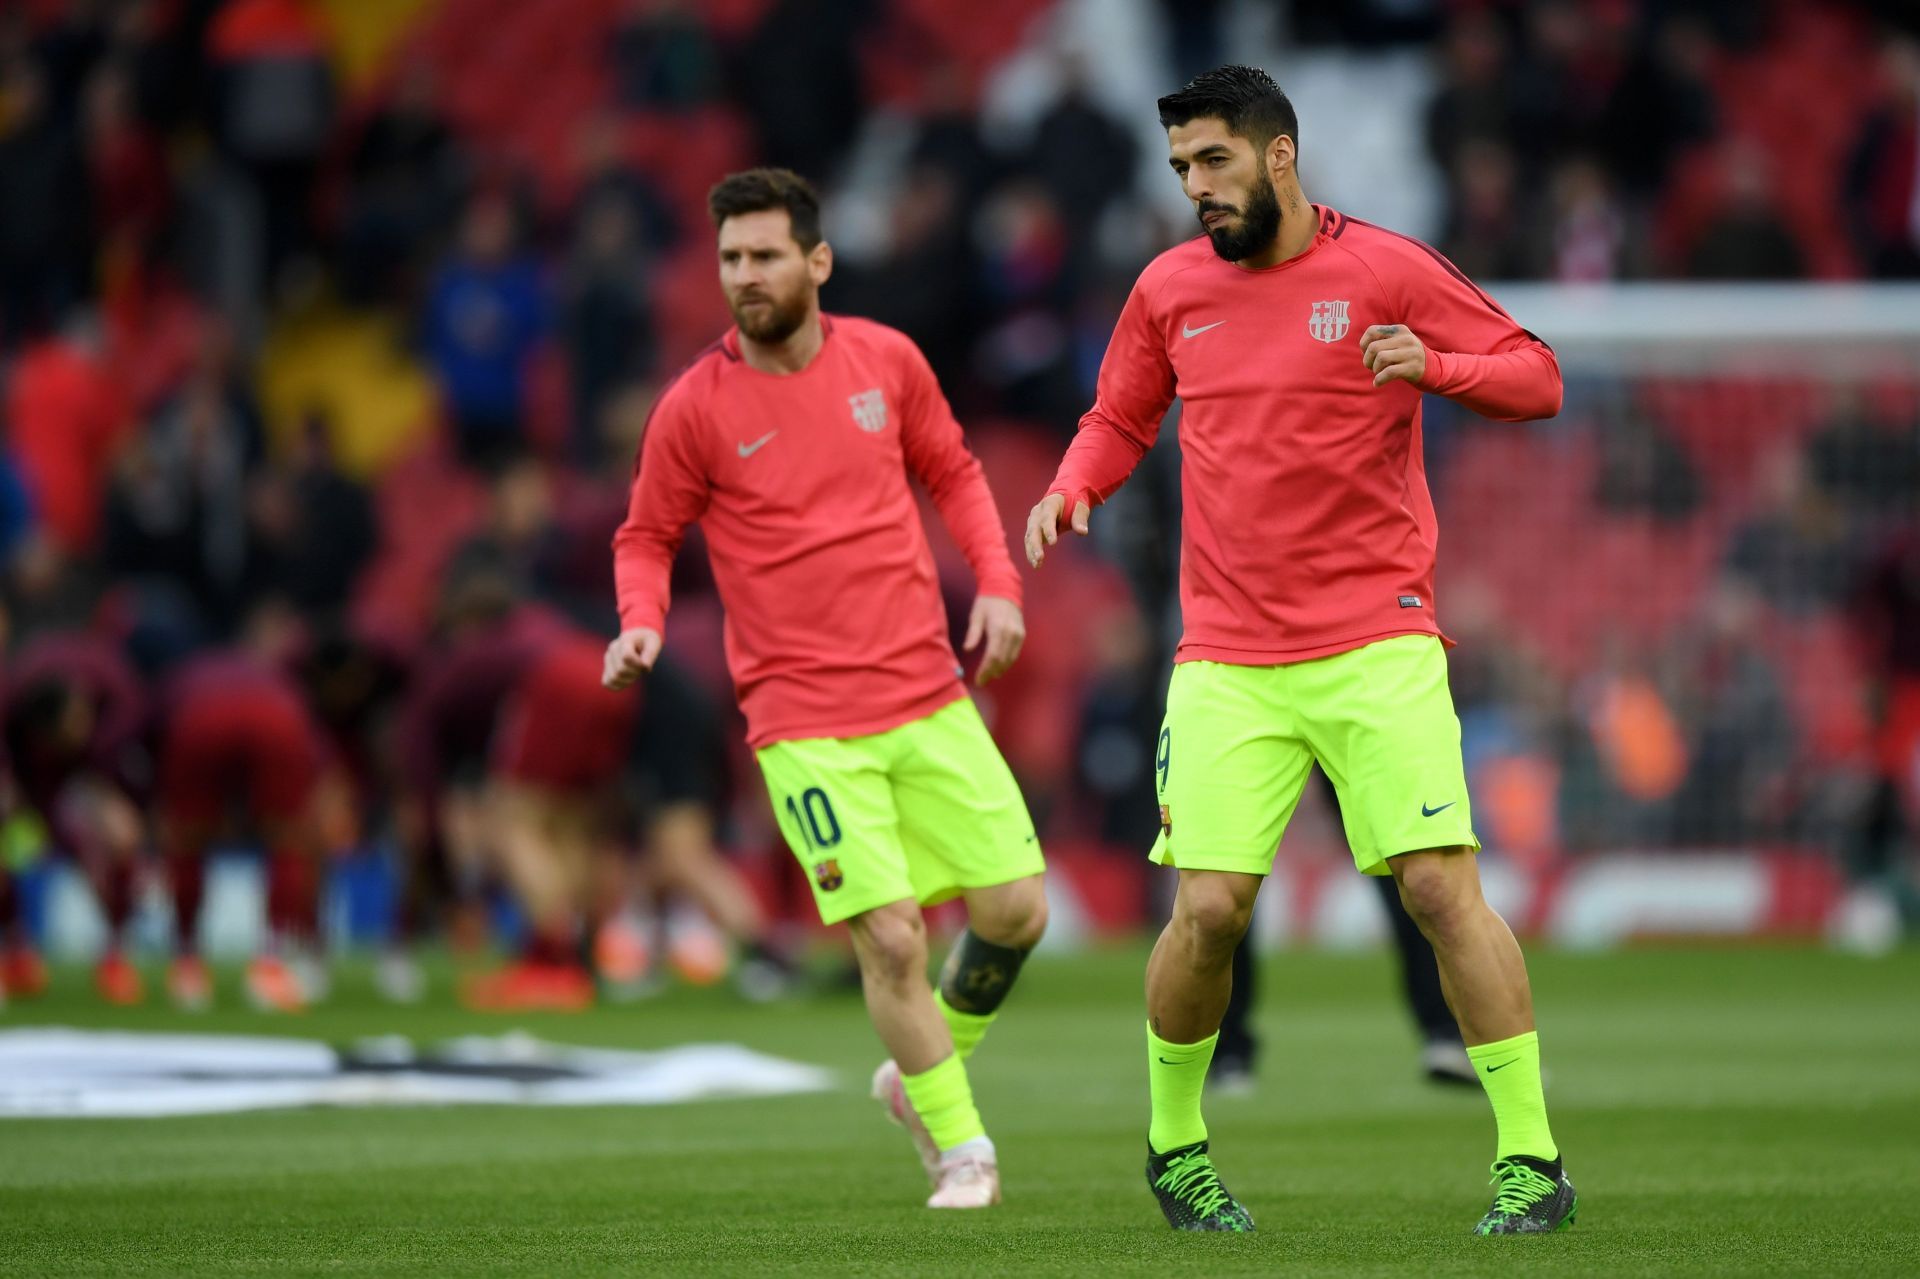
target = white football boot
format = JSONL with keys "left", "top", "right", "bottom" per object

{"left": 926, "top": 1144, "right": 1000, "bottom": 1210}
{"left": 870, "top": 1059, "right": 942, "bottom": 1184}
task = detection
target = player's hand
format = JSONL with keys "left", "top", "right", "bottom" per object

{"left": 603, "top": 628, "right": 663, "bottom": 690}
{"left": 1360, "top": 324, "right": 1427, "bottom": 388}
{"left": 964, "top": 594, "right": 1025, "bottom": 686}
{"left": 1024, "top": 492, "right": 1091, "bottom": 568}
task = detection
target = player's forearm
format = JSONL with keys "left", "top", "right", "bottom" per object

{"left": 611, "top": 528, "right": 676, "bottom": 633}
{"left": 1419, "top": 345, "right": 1564, "bottom": 422}
{"left": 929, "top": 470, "right": 1024, "bottom": 602}
{"left": 1048, "top": 408, "right": 1153, "bottom": 509}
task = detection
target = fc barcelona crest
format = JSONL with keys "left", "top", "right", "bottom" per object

{"left": 813, "top": 859, "right": 844, "bottom": 892}
{"left": 1308, "top": 300, "right": 1351, "bottom": 343}
{"left": 849, "top": 388, "right": 888, "bottom": 432}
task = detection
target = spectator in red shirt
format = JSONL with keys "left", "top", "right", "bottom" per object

{"left": 4, "top": 323, "right": 132, "bottom": 555}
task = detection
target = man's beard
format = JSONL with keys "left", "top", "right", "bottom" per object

{"left": 730, "top": 288, "right": 810, "bottom": 343}
{"left": 1200, "top": 176, "right": 1283, "bottom": 263}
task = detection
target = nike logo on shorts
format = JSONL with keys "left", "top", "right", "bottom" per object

{"left": 737, "top": 431, "right": 778, "bottom": 457}
{"left": 1421, "top": 801, "right": 1456, "bottom": 817}
{"left": 1182, "top": 321, "right": 1225, "bottom": 339}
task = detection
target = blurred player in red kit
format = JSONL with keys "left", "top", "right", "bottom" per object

{"left": 389, "top": 580, "right": 570, "bottom": 996}
{"left": 0, "top": 631, "right": 150, "bottom": 1003}
{"left": 462, "top": 621, "right": 787, "bottom": 1010}
{"left": 157, "top": 629, "right": 350, "bottom": 1012}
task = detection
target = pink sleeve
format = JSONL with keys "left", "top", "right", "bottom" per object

{"left": 1398, "top": 251, "right": 1562, "bottom": 422}
{"left": 897, "top": 339, "right": 1024, "bottom": 603}
{"left": 1048, "top": 275, "right": 1176, "bottom": 509}
{"left": 612, "top": 393, "right": 713, "bottom": 634}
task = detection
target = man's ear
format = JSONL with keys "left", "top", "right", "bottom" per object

{"left": 1268, "top": 133, "right": 1296, "bottom": 184}
{"left": 809, "top": 240, "right": 834, "bottom": 287}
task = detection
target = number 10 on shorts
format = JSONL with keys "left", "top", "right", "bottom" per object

{"left": 784, "top": 786, "right": 842, "bottom": 852}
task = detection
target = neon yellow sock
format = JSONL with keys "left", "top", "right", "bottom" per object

{"left": 936, "top": 990, "right": 996, "bottom": 1060}
{"left": 1466, "top": 1030, "right": 1557, "bottom": 1161}
{"left": 899, "top": 1053, "right": 986, "bottom": 1152}
{"left": 1146, "top": 1023, "right": 1216, "bottom": 1154}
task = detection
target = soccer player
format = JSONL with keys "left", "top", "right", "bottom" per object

{"left": 158, "top": 646, "right": 341, "bottom": 1011}
{"left": 469, "top": 630, "right": 642, "bottom": 1010}
{"left": 1025, "top": 67, "right": 1575, "bottom": 1235}
{"left": 391, "top": 584, "right": 572, "bottom": 992}
{"left": 607, "top": 168, "right": 1045, "bottom": 1210}
{"left": 0, "top": 631, "right": 149, "bottom": 1003}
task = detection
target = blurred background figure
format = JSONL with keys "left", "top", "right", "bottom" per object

{"left": 155, "top": 618, "right": 345, "bottom": 1011}
{"left": 422, "top": 190, "right": 547, "bottom": 474}
{"left": 0, "top": 631, "right": 148, "bottom": 1004}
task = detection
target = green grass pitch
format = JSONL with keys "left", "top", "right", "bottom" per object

{"left": 2, "top": 944, "right": 1916, "bottom": 1276}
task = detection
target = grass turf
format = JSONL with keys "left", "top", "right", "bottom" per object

{"left": 1, "top": 945, "right": 1916, "bottom": 1276}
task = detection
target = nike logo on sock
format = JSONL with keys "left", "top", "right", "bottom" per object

{"left": 1156, "top": 1056, "right": 1180, "bottom": 1065}
{"left": 1484, "top": 1057, "right": 1521, "bottom": 1073}
{"left": 737, "top": 430, "right": 777, "bottom": 457}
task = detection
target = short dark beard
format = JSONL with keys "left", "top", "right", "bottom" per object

{"left": 731, "top": 289, "right": 810, "bottom": 343}
{"left": 1200, "top": 174, "right": 1283, "bottom": 263}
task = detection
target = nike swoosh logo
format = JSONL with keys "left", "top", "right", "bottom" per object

{"left": 1421, "top": 802, "right": 1456, "bottom": 817}
{"left": 1182, "top": 321, "right": 1225, "bottom": 339}
{"left": 1157, "top": 1056, "right": 1179, "bottom": 1065}
{"left": 737, "top": 431, "right": 777, "bottom": 458}
{"left": 1484, "top": 1057, "right": 1521, "bottom": 1073}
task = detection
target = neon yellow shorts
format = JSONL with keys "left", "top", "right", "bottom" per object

{"left": 756, "top": 696, "right": 1043, "bottom": 925}
{"left": 1151, "top": 635, "right": 1479, "bottom": 877}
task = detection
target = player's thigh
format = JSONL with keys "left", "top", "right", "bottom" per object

{"left": 1152, "top": 660, "right": 1314, "bottom": 875}
{"left": 756, "top": 734, "right": 913, "bottom": 925}
{"left": 158, "top": 708, "right": 232, "bottom": 830}
{"left": 240, "top": 693, "right": 323, "bottom": 825}
{"left": 1300, "top": 635, "right": 1479, "bottom": 876}
{"left": 889, "top": 698, "right": 1043, "bottom": 904}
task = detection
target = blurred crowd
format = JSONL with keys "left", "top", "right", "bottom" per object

{"left": 2, "top": 0, "right": 1919, "bottom": 1005}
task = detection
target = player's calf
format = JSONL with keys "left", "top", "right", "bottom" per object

{"left": 939, "top": 875, "right": 1045, "bottom": 1059}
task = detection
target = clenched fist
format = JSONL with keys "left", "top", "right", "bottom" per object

{"left": 602, "top": 628, "right": 663, "bottom": 690}
{"left": 1360, "top": 324, "right": 1428, "bottom": 388}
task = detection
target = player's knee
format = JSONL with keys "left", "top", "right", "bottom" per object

{"left": 1393, "top": 852, "right": 1477, "bottom": 940}
{"left": 1174, "top": 880, "right": 1254, "bottom": 953}
{"left": 974, "top": 881, "right": 1048, "bottom": 951}
{"left": 850, "top": 903, "right": 928, "bottom": 987}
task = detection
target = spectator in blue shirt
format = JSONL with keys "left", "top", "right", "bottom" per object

{"left": 423, "top": 191, "right": 548, "bottom": 475}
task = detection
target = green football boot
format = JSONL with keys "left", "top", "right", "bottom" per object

{"left": 1474, "top": 1156, "right": 1578, "bottom": 1235}
{"left": 1145, "top": 1141, "right": 1255, "bottom": 1232}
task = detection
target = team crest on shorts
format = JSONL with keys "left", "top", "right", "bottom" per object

{"left": 813, "top": 859, "right": 844, "bottom": 891}
{"left": 1308, "top": 300, "right": 1351, "bottom": 343}
{"left": 849, "top": 388, "right": 888, "bottom": 432}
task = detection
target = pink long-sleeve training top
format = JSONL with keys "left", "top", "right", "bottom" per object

{"left": 1048, "top": 205, "right": 1562, "bottom": 666}
{"left": 614, "top": 315, "right": 1023, "bottom": 747}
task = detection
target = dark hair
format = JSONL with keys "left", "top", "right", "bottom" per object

{"left": 1157, "top": 65, "right": 1299, "bottom": 156}
{"left": 707, "top": 167, "right": 824, "bottom": 250}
